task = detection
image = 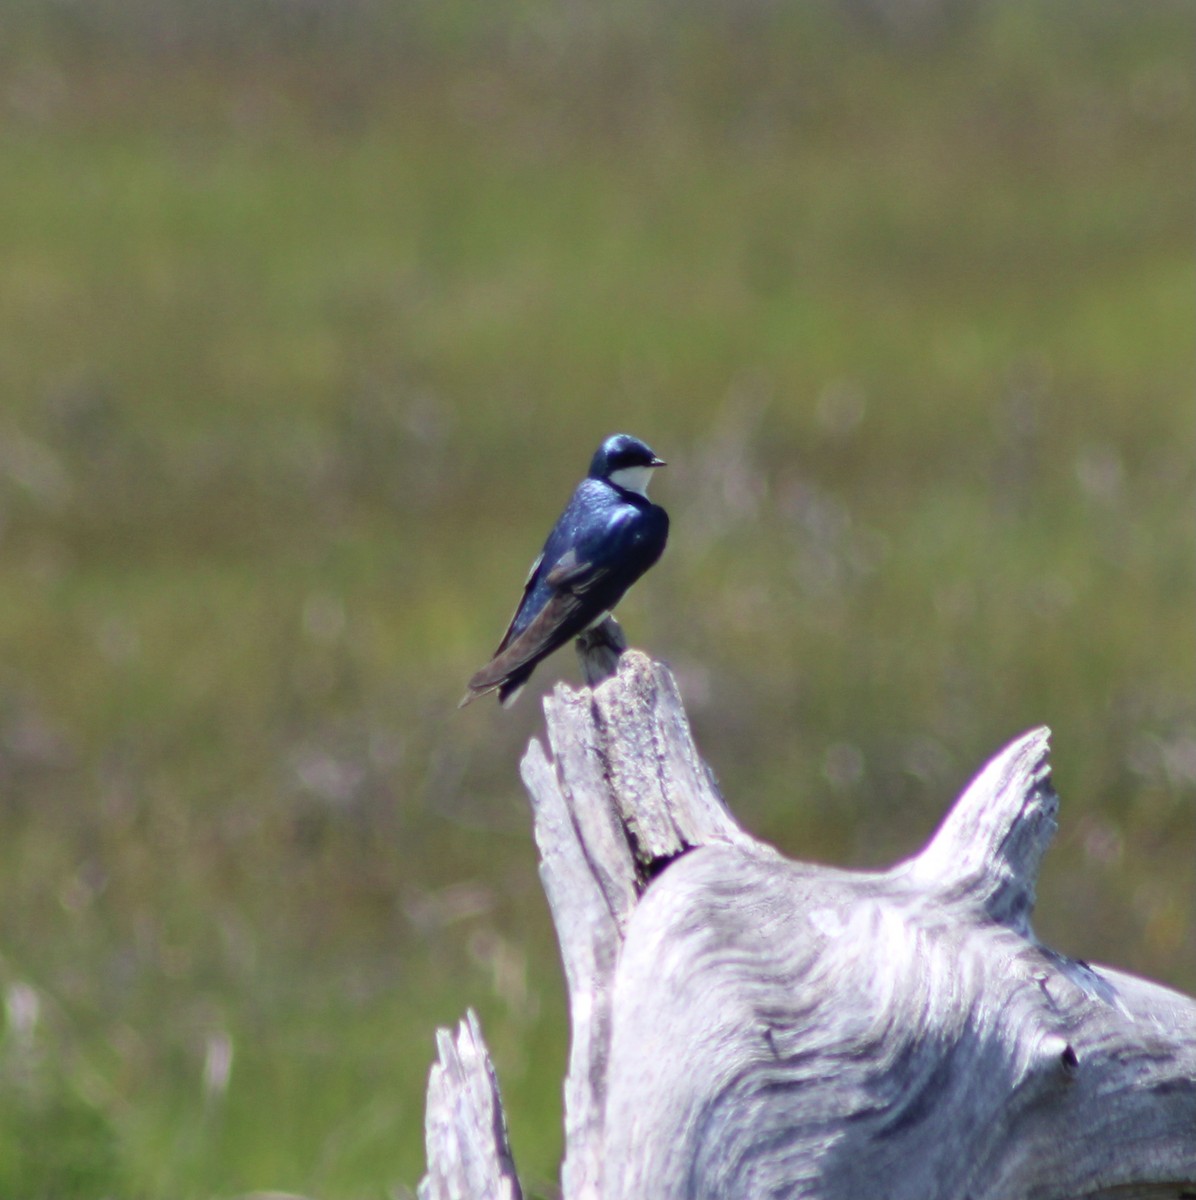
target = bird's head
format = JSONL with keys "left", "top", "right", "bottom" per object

{"left": 589, "top": 434, "right": 667, "bottom": 497}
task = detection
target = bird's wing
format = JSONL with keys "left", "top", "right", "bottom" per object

{"left": 491, "top": 503, "right": 627, "bottom": 655}
{"left": 469, "top": 539, "right": 624, "bottom": 695}
{"left": 492, "top": 551, "right": 544, "bottom": 656}
{"left": 542, "top": 546, "right": 611, "bottom": 592}
{"left": 467, "top": 588, "right": 591, "bottom": 695}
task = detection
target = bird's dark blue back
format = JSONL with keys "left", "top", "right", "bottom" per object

{"left": 508, "top": 477, "right": 668, "bottom": 645}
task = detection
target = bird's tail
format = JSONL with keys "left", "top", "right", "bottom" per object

{"left": 458, "top": 664, "right": 532, "bottom": 709}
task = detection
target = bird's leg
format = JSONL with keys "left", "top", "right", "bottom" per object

{"left": 575, "top": 616, "right": 628, "bottom": 687}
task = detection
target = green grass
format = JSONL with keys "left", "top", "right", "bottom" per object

{"left": 0, "top": 2, "right": 1192, "bottom": 1194}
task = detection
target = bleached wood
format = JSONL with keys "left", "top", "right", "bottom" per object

{"left": 901, "top": 724, "right": 1057, "bottom": 930}
{"left": 521, "top": 736, "right": 626, "bottom": 1200}
{"left": 422, "top": 651, "right": 1196, "bottom": 1200}
{"left": 418, "top": 1009, "right": 521, "bottom": 1200}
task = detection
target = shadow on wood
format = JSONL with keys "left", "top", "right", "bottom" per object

{"left": 421, "top": 652, "right": 1196, "bottom": 1200}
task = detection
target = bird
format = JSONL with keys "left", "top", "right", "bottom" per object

{"left": 461, "top": 433, "right": 669, "bottom": 708}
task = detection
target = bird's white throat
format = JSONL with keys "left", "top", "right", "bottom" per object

{"left": 609, "top": 465, "right": 655, "bottom": 497}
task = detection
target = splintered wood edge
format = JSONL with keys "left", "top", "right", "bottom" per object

{"left": 903, "top": 726, "right": 1057, "bottom": 930}
{"left": 418, "top": 1010, "right": 522, "bottom": 1200}
{"left": 547, "top": 650, "right": 761, "bottom": 866}
{"left": 520, "top": 735, "right": 624, "bottom": 1200}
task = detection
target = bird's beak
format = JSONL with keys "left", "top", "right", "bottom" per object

{"left": 649, "top": 457, "right": 667, "bottom": 467}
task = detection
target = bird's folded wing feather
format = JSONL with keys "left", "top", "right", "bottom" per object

{"left": 467, "top": 590, "right": 586, "bottom": 691}
{"left": 472, "top": 507, "right": 647, "bottom": 697}
{"left": 543, "top": 547, "right": 607, "bottom": 591}
{"left": 491, "top": 508, "right": 631, "bottom": 655}
{"left": 470, "top": 548, "right": 621, "bottom": 691}
{"left": 492, "top": 551, "right": 543, "bottom": 656}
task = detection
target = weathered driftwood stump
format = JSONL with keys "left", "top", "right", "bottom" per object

{"left": 420, "top": 651, "right": 1196, "bottom": 1200}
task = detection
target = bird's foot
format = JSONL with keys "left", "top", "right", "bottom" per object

{"left": 575, "top": 616, "right": 628, "bottom": 686}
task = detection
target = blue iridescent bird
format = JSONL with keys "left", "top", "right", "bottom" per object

{"left": 461, "top": 434, "right": 669, "bottom": 707}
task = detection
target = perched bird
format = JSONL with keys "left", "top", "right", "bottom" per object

{"left": 461, "top": 433, "right": 669, "bottom": 707}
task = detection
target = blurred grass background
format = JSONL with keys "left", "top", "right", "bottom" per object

{"left": 0, "top": 0, "right": 1192, "bottom": 1195}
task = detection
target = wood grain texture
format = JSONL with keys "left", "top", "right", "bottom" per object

{"left": 422, "top": 652, "right": 1196, "bottom": 1200}
{"left": 418, "top": 1010, "right": 521, "bottom": 1200}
